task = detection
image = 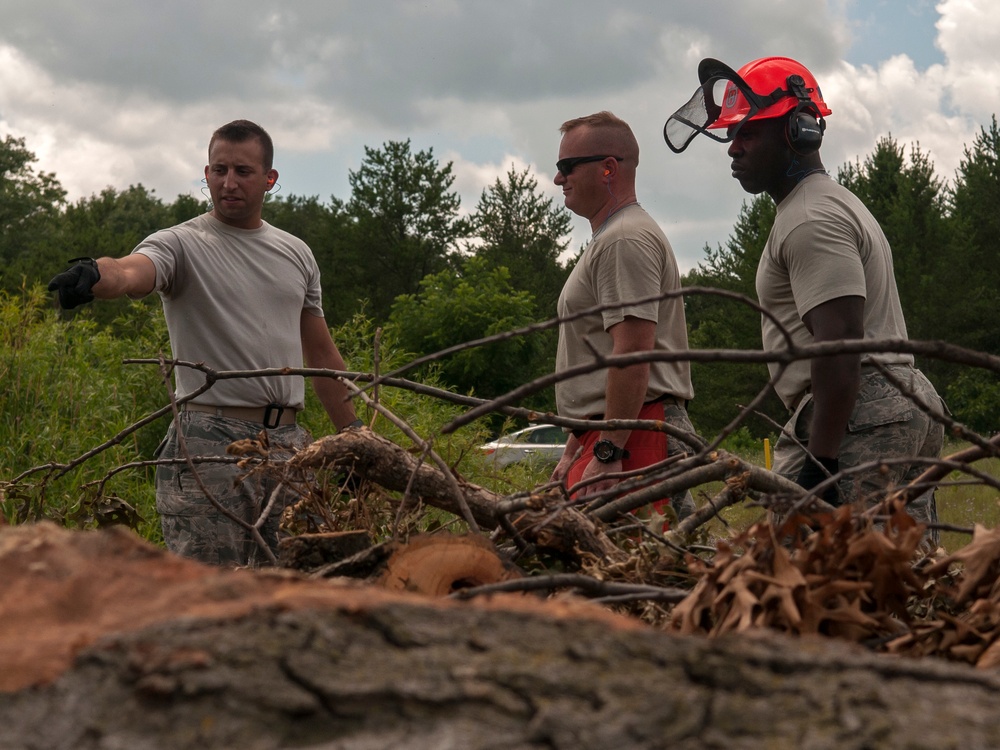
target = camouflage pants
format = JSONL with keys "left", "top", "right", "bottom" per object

{"left": 155, "top": 412, "right": 314, "bottom": 567}
{"left": 773, "top": 365, "right": 945, "bottom": 544}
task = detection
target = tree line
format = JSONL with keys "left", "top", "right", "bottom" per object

{"left": 2, "top": 120, "right": 999, "bottom": 439}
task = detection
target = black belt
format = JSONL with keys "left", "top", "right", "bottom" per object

{"left": 182, "top": 403, "right": 297, "bottom": 428}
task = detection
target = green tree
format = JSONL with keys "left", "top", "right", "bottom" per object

{"left": 837, "top": 136, "right": 948, "bottom": 344}
{"left": 168, "top": 193, "right": 210, "bottom": 226}
{"left": 344, "top": 140, "right": 465, "bottom": 322}
{"left": 946, "top": 117, "right": 1000, "bottom": 354}
{"left": 58, "top": 185, "right": 173, "bottom": 259}
{"left": 0, "top": 135, "right": 67, "bottom": 294}
{"left": 683, "top": 195, "right": 782, "bottom": 438}
{"left": 467, "top": 165, "right": 572, "bottom": 318}
{"left": 389, "top": 255, "right": 550, "bottom": 409}
{"left": 940, "top": 116, "right": 1000, "bottom": 428}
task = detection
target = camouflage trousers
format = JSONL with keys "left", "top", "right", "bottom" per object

{"left": 155, "top": 412, "right": 314, "bottom": 567}
{"left": 773, "top": 365, "right": 945, "bottom": 545}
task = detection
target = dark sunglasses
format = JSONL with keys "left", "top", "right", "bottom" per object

{"left": 556, "top": 155, "right": 623, "bottom": 177}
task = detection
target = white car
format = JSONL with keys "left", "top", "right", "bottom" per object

{"left": 481, "top": 424, "right": 568, "bottom": 468}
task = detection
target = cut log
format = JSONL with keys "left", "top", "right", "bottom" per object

{"left": 377, "top": 533, "right": 523, "bottom": 595}
{"left": 290, "top": 429, "right": 627, "bottom": 564}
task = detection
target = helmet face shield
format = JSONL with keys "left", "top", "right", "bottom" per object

{"left": 663, "top": 56, "right": 832, "bottom": 154}
{"left": 663, "top": 59, "right": 767, "bottom": 153}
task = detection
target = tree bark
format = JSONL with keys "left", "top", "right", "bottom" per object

{"left": 3, "top": 523, "right": 1000, "bottom": 750}
{"left": 5, "top": 593, "right": 1000, "bottom": 749}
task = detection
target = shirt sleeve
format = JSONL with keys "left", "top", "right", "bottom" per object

{"left": 781, "top": 219, "right": 866, "bottom": 319}
{"left": 594, "top": 235, "right": 664, "bottom": 330}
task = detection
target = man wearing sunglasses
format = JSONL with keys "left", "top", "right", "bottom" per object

{"left": 550, "top": 111, "right": 697, "bottom": 523}
{"left": 665, "top": 57, "right": 945, "bottom": 543}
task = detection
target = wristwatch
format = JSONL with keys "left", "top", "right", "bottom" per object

{"left": 593, "top": 439, "right": 629, "bottom": 463}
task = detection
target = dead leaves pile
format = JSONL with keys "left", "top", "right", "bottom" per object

{"left": 666, "top": 501, "right": 1000, "bottom": 668}
{"left": 887, "top": 523, "right": 1000, "bottom": 667}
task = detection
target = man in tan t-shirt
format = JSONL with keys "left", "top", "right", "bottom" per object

{"left": 664, "top": 56, "right": 945, "bottom": 539}
{"left": 48, "top": 120, "right": 361, "bottom": 566}
{"left": 550, "top": 111, "right": 697, "bottom": 522}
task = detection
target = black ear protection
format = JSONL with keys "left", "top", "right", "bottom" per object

{"left": 785, "top": 74, "right": 825, "bottom": 153}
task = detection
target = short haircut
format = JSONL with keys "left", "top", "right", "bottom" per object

{"left": 209, "top": 120, "right": 274, "bottom": 170}
{"left": 559, "top": 111, "right": 639, "bottom": 163}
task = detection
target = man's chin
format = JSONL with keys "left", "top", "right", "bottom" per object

{"left": 733, "top": 175, "right": 763, "bottom": 195}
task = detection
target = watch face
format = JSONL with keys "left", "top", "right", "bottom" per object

{"left": 593, "top": 440, "right": 618, "bottom": 462}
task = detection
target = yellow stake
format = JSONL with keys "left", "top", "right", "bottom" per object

{"left": 763, "top": 438, "right": 772, "bottom": 470}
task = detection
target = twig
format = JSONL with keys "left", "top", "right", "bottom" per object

{"left": 340, "top": 379, "right": 481, "bottom": 534}
{"left": 450, "top": 572, "right": 690, "bottom": 604}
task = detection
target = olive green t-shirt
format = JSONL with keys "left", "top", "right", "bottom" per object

{"left": 555, "top": 204, "right": 694, "bottom": 419}
{"left": 134, "top": 213, "right": 324, "bottom": 409}
{"left": 756, "top": 174, "right": 912, "bottom": 410}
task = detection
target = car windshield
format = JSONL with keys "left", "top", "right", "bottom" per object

{"left": 527, "top": 426, "right": 565, "bottom": 444}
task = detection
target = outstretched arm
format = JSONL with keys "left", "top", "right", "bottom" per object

{"left": 48, "top": 254, "right": 157, "bottom": 308}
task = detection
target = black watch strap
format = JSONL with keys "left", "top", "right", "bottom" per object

{"left": 593, "top": 439, "right": 629, "bottom": 463}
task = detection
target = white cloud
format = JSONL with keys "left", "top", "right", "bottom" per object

{"left": 0, "top": 0, "right": 998, "bottom": 273}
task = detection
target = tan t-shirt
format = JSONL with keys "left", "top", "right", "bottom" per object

{"left": 134, "top": 213, "right": 325, "bottom": 409}
{"left": 756, "top": 174, "right": 912, "bottom": 409}
{"left": 555, "top": 204, "right": 693, "bottom": 419}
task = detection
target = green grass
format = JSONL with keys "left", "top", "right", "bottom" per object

{"left": 937, "top": 452, "right": 1000, "bottom": 551}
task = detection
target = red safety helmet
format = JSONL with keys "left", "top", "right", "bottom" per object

{"left": 708, "top": 56, "right": 831, "bottom": 130}
{"left": 664, "top": 56, "right": 832, "bottom": 153}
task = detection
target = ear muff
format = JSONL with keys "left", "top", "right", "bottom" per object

{"left": 787, "top": 106, "right": 824, "bottom": 153}
{"left": 785, "top": 74, "right": 825, "bottom": 153}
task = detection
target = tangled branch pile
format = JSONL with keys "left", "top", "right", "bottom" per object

{"left": 259, "top": 428, "right": 1000, "bottom": 670}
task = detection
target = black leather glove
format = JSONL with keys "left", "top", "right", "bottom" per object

{"left": 795, "top": 455, "right": 841, "bottom": 506}
{"left": 48, "top": 257, "right": 101, "bottom": 309}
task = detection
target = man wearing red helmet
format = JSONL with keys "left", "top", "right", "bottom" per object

{"left": 665, "top": 57, "right": 945, "bottom": 538}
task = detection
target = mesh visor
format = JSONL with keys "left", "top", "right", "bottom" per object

{"left": 663, "top": 58, "right": 763, "bottom": 153}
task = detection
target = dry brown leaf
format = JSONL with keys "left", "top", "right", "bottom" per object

{"left": 975, "top": 637, "right": 1000, "bottom": 669}
{"left": 932, "top": 525, "right": 1000, "bottom": 604}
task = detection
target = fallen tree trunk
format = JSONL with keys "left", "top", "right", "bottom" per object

{"left": 3, "top": 523, "right": 1000, "bottom": 750}
{"left": 0, "top": 525, "right": 1000, "bottom": 750}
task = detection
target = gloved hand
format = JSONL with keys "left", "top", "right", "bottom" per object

{"left": 795, "top": 455, "right": 841, "bottom": 506}
{"left": 48, "top": 257, "right": 101, "bottom": 309}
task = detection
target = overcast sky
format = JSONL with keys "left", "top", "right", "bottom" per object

{"left": 1, "top": 0, "right": 997, "bottom": 276}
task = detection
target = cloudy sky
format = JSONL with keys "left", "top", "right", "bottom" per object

{"left": 1, "top": 0, "right": 997, "bottom": 276}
